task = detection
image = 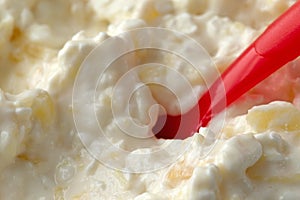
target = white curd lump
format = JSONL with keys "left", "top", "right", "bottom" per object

{"left": 1, "top": 0, "right": 300, "bottom": 199}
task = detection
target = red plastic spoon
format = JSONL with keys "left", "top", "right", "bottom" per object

{"left": 154, "top": 1, "right": 300, "bottom": 139}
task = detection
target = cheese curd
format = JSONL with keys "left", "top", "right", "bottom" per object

{"left": 1, "top": 0, "right": 300, "bottom": 199}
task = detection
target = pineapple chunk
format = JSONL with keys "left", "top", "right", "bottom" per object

{"left": 246, "top": 101, "right": 300, "bottom": 132}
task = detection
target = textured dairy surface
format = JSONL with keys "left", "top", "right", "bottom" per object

{"left": 1, "top": 0, "right": 300, "bottom": 199}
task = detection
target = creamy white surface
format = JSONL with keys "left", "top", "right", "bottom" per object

{"left": 1, "top": 0, "right": 300, "bottom": 199}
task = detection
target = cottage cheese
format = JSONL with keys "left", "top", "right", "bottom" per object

{"left": 1, "top": 0, "right": 300, "bottom": 199}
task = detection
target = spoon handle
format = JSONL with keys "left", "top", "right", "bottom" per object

{"left": 155, "top": 1, "right": 300, "bottom": 139}
{"left": 199, "top": 1, "right": 300, "bottom": 128}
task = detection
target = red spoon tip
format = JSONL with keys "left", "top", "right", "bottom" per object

{"left": 153, "top": 94, "right": 212, "bottom": 139}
